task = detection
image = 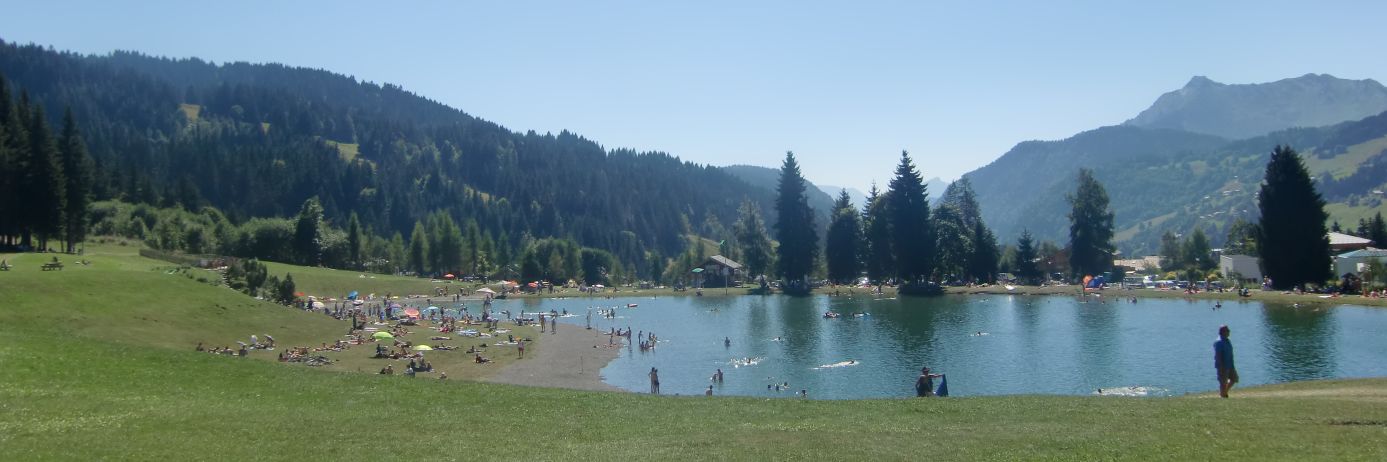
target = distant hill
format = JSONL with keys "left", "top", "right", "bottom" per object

{"left": 817, "top": 185, "right": 866, "bottom": 209}
{"left": 967, "top": 109, "right": 1387, "bottom": 256}
{"left": 1124, "top": 74, "right": 1387, "bottom": 140}
{"left": 722, "top": 165, "right": 833, "bottom": 231}
{"left": 817, "top": 177, "right": 942, "bottom": 210}
{"left": 0, "top": 39, "right": 780, "bottom": 273}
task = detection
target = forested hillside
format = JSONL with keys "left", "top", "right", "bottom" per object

{"left": 0, "top": 39, "right": 780, "bottom": 278}
{"left": 967, "top": 111, "right": 1387, "bottom": 256}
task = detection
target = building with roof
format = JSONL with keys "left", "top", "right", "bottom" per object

{"left": 1334, "top": 248, "right": 1387, "bottom": 277}
{"left": 1220, "top": 254, "right": 1262, "bottom": 284}
{"left": 697, "top": 255, "right": 744, "bottom": 288}
{"left": 1329, "top": 232, "right": 1374, "bottom": 252}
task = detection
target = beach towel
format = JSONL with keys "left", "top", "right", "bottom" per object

{"left": 936, "top": 375, "right": 949, "bottom": 397}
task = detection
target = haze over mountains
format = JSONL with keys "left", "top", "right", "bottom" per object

{"left": 1124, "top": 74, "right": 1387, "bottom": 140}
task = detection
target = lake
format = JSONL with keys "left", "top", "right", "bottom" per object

{"left": 497, "top": 293, "right": 1387, "bottom": 399}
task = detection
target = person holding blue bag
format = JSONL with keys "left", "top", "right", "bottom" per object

{"left": 915, "top": 367, "right": 945, "bottom": 397}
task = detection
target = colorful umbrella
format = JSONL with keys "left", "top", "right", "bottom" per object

{"left": 475, "top": 287, "right": 496, "bottom": 294}
{"left": 414, "top": 345, "right": 433, "bottom": 351}
{"left": 372, "top": 332, "right": 394, "bottom": 340}
{"left": 444, "top": 273, "right": 456, "bottom": 280}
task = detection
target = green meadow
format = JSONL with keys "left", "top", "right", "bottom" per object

{"left": 2, "top": 246, "right": 1385, "bottom": 461}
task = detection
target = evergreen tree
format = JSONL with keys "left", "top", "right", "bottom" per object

{"left": 278, "top": 273, "right": 297, "bottom": 305}
{"left": 887, "top": 151, "right": 934, "bottom": 284}
{"left": 773, "top": 152, "right": 818, "bottom": 287}
{"left": 939, "top": 178, "right": 982, "bottom": 229}
{"left": 734, "top": 199, "right": 774, "bottom": 279}
{"left": 1014, "top": 230, "right": 1041, "bottom": 285}
{"left": 0, "top": 75, "right": 16, "bottom": 246}
{"left": 22, "top": 105, "right": 66, "bottom": 250}
{"left": 1368, "top": 212, "right": 1387, "bottom": 247}
{"left": 293, "top": 197, "right": 324, "bottom": 265}
{"left": 862, "top": 183, "right": 894, "bottom": 283}
{"left": 969, "top": 220, "right": 1000, "bottom": 283}
{"left": 1258, "top": 145, "right": 1331, "bottom": 289}
{"left": 387, "top": 232, "right": 406, "bottom": 274}
{"left": 933, "top": 205, "right": 971, "bottom": 282}
{"left": 59, "top": 108, "right": 93, "bottom": 253}
{"left": 407, "top": 221, "right": 429, "bottom": 276}
{"left": 433, "top": 212, "right": 464, "bottom": 275}
{"left": 825, "top": 190, "right": 863, "bottom": 284}
{"left": 346, "top": 212, "right": 363, "bottom": 269}
{"left": 1067, "top": 168, "right": 1115, "bottom": 277}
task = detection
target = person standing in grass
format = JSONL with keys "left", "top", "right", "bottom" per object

{"left": 517, "top": 339, "right": 525, "bottom": 359}
{"left": 1215, "top": 325, "right": 1238, "bottom": 398}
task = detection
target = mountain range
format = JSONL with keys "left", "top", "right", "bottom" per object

{"left": 965, "top": 74, "right": 1387, "bottom": 255}
{"left": 5, "top": 38, "right": 1385, "bottom": 265}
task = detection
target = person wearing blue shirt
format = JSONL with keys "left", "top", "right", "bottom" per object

{"left": 1214, "top": 325, "right": 1238, "bottom": 398}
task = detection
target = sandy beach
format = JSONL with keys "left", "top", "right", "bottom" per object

{"left": 486, "top": 323, "right": 625, "bottom": 392}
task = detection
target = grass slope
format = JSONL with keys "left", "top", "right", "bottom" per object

{"left": 259, "top": 260, "right": 451, "bottom": 299}
{"left": 2, "top": 248, "right": 1385, "bottom": 460}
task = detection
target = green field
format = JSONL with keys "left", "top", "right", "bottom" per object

{"left": 3, "top": 246, "right": 1386, "bottom": 460}
{"left": 258, "top": 260, "right": 463, "bottom": 300}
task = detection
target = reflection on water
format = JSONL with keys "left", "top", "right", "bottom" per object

{"left": 1260, "top": 304, "right": 1336, "bottom": 382}
{"left": 501, "top": 294, "right": 1386, "bottom": 399}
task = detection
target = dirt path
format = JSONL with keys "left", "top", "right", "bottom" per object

{"left": 485, "top": 324, "right": 624, "bottom": 392}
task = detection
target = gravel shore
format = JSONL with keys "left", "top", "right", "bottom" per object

{"left": 485, "top": 323, "right": 625, "bottom": 392}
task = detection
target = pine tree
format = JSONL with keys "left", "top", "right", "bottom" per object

{"left": 0, "top": 75, "right": 16, "bottom": 246}
{"left": 887, "top": 151, "right": 934, "bottom": 284}
{"left": 408, "top": 221, "right": 429, "bottom": 276}
{"left": 862, "top": 183, "right": 894, "bottom": 283}
{"left": 969, "top": 220, "right": 1000, "bottom": 283}
{"left": 293, "top": 197, "right": 324, "bottom": 265}
{"left": 1067, "top": 168, "right": 1115, "bottom": 277}
{"left": 1014, "top": 230, "right": 1040, "bottom": 285}
{"left": 387, "top": 232, "right": 406, "bottom": 274}
{"left": 734, "top": 199, "right": 774, "bottom": 279}
{"left": 22, "top": 105, "right": 66, "bottom": 250}
{"left": 825, "top": 190, "right": 863, "bottom": 284}
{"left": 347, "top": 212, "right": 363, "bottom": 269}
{"left": 939, "top": 178, "right": 982, "bottom": 229}
{"left": 1368, "top": 212, "right": 1387, "bottom": 247}
{"left": 933, "top": 205, "right": 971, "bottom": 282}
{"left": 773, "top": 152, "right": 818, "bottom": 289}
{"left": 1258, "top": 145, "right": 1331, "bottom": 289}
{"left": 59, "top": 108, "right": 93, "bottom": 253}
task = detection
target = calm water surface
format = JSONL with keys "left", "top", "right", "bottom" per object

{"left": 498, "top": 294, "right": 1386, "bottom": 399}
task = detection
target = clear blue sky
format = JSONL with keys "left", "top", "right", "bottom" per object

{"left": 3, "top": 1, "right": 1384, "bottom": 193}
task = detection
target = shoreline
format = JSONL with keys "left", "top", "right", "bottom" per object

{"left": 485, "top": 284, "right": 1387, "bottom": 308}
{"left": 485, "top": 322, "right": 625, "bottom": 392}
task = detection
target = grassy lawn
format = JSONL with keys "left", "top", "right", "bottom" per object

{"left": 257, "top": 260, "right": 482, "bottom": 300}
{"left": 3, "top": 247, "right": 1386, "bottom": 460}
